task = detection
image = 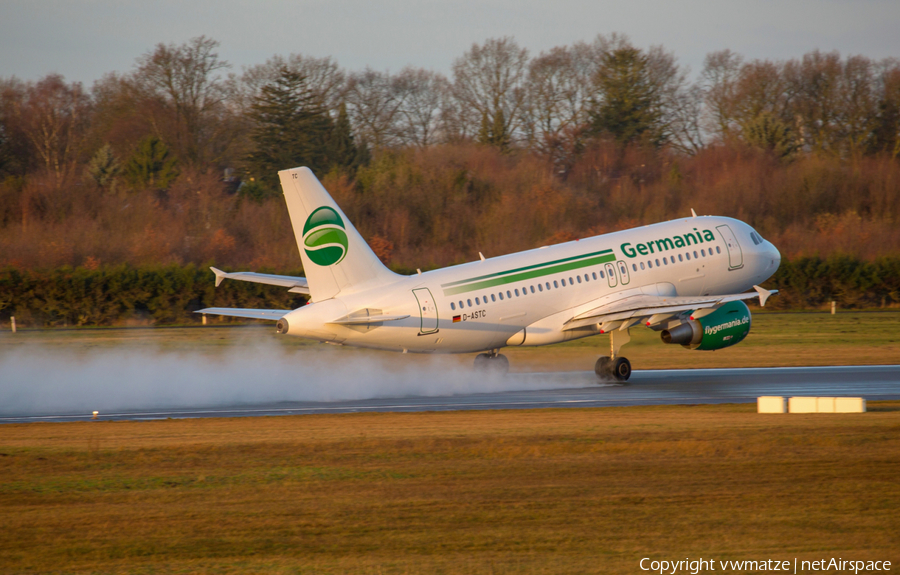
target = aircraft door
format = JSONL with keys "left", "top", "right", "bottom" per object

{"left": 716, "top": 225, "right": 744, "bottom": 269}
{"left": 604, "top": 263, "right": 617, "bottom": 287}
{"left": 616, "top": 260, "right": 631, "bottom": 285}
{"left": 412, "top": 288, "right": 439, "bottom": 334}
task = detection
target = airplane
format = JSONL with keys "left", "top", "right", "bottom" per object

{"left": 197, "top": 167, "right": 781, "bottom": 381}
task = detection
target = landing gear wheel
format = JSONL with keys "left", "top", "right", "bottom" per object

{"left": 610, "top": 357, "right": 631, "bottom": 382}
{"left": 595, "top": 356, "right": 631, "bottom": 382}
{"left": 474, "top": 352, "right": 509, "bottom": 375}
{"left": 594, "top": 356, "right": 611, "bottom": 379}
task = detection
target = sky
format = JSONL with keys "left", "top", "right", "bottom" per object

{"left": 2, "top": 0, "right": 899, "bottom": 86}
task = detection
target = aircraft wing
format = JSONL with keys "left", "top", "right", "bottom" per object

{"left": 563, "top": 285, "right": 776, "bottom": 331}
{"left": 210, "top": 267, "right": 309, "bottom": 295}
{"left": 195, "top": 308, "right": 292, "bottom": 321}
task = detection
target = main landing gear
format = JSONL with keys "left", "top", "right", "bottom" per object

{"left": 474, "top": 349, "right": 509, "bottom": 375}
{"left": 596, "top": 328, "right": 632, "bottom": 382}
{"left": 595, "top": 356, "right": 632, "bottom": 382}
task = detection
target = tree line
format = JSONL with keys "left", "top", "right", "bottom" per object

{"left": 0, "top": 35, "right": 899, "bottom": 276}
{"left": 2, "top": 35, "right": 898, "bottom": 184}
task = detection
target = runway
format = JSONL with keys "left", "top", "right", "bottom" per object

{"left": 2, "top": 364, "right": 899, "bottom": 424}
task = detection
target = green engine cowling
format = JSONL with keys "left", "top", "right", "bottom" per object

{"left": 660, "top": 301, "right": 752, "bottom": 351}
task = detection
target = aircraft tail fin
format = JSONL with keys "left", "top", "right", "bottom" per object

{"left": 278, "top": 167, "right": 400, "bottom": 301}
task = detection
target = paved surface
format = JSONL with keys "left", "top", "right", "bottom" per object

{"left": 2, "top": 365, "right": 898, "bottom": 423}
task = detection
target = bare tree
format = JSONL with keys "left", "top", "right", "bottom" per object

{"left": 17, "top": 75, "right": 91, "bottom": 178}
{"left": 451, "top": 37, "right": 529, "bottom": 144}
{"left": 645, "top": 45, "right": 693, "bottom": 146}
{"left": 667, "top": 82, "right": 706, "bottom": 154}
{"left": 134, "top": 36, "right": 232, "bottom": 165}
{"left": 393, "top": 67, "right": 448, "bottom": 147}
{"left": 835, "top": 55, "right": 878, "bottom": 156}
{"left": 871, "top": 59, "right": 900, "bottom": 156}
{"left": 521, "top": 43, "right": 596, "bottom": 150}
{"left": 783, "top": 51, "right": 841, "bottom": 152}
{"left": 345, "top": 68, "right": 406, "bottom": 149}
{"left": 700, "top": 49, "right": 744, "bottom": 139}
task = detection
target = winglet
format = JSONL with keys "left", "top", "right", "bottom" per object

{"left": 753, "top": 285, "right": 774, "bottom": 307}
{"left": 691, "top": 208, "right": 698, "bottom": 218}
{"left": 211, "top": 267, "right": 227, "bottom": 288}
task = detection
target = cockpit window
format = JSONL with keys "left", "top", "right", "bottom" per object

{"left": 750, "top": 231, "right": 764, "bottom": 245}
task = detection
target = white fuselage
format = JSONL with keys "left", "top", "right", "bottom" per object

{"left": 279, "top": 216, "right": 780, "bottom": 353}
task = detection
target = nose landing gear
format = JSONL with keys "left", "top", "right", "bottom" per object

{"left": 474, "top": 349, "right": 509, "bottom": 375}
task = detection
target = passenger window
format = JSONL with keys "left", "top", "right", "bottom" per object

{"left": 467, "top": 299, "right": 472, "bottom": 307}
{"left": 663, "top": 257, "right": 668, "bottom": 265}
{"left": 693, "top": 251, "right": 698, "bottom": 258}
{"left": 640, "top": 262, "right": 645, "bottom": 270}
{"left": 716, "top": 246, "right": 721, "bottom": 254}
{"left": 679, "top": 254, "right": 684, "bottom": 262}
{"left": 530, "top": 285, "right": 535, "bottom": 293}
{"left": 686, "top": 253, "right": 691, "bottom": 261}
{"left": 451, "top": 302, "right": 456, "bottom": 310}
{"left": 560, "top": 278, "right": 566, "bottom": 286}
{"left": 569, "top": 277, "right": 574, "bottom": 284}
{"left": 506, "top": 290, "right": 511, "bottom": 298}
{"left": 545, "top": 282, "right": 550, "bottom": 290}
{"left": 655, "top": 259, "right": 660, "bottom": 266}
{"left": 459, "top": 300, "right": 464, "bottom": 308}
{"left": 648, "top": 261, "right": 653, "bottom": 269}
{"left": 632, "top": 264, "right": 637, "bottom": 271}
{"left": 553, "top": 280, "right": 559, "bottom": 288}
{"left": 491, "top": 294, "right": 496, "bottom": 302}
{"left": 475, "top": 297, "right": 480, "bottom": 305}
{"left": 514, "top": 289, "right": 519, "bottom": 297}
{"left": 593, "top": 272, "right": 599, "bottom": 280}
{"left": 701, "top": 249, "right": 706, "bottom": 257}
{"left": 499, "top": 292, "right": 504, "bottom": 301}
{"left": 577, "top": 276, "right": 582, "bottom": 284}
{"left": 538, "top": 284, "right": 543, "bottom": 292}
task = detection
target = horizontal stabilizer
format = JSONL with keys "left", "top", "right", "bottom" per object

{"left": 195, "top": 307, "right": 292, "bottom": 321}
{"left": 210, "top": 267, "right": 309, "bottom": 295}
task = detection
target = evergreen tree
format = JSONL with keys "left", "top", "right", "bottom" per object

{"left": 327, "top": 102, "right": 367, "bottom": 173}
{"left": 477, "top": 111, "right": 491, "bottom": 145}
{"left": 589, "top": 47, "right": 663, "bottom": 146}
{"left": 476, "top": 108, "right": 510, "bottom": 150}
{"left": 245, "top": 67, "right": 333, "bottom": 192}
{"left": 86, "top": 144, "right": 120, "bottom": 192}
{"left": 869, "top": 97, "right": 900, "bottom": 157}
{"left": 123, "top": 136, "right": 179, "bottom": 190}
{"left": 741, "top": 112, "right": 797, "bottom": 159}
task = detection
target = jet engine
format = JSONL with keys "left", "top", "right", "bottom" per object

{"left": 660, "top": 301, "right": 751, "bottom": 351}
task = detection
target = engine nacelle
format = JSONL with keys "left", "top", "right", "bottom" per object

{"left": 660, "top": 301, "right": 751, "bottom": 351}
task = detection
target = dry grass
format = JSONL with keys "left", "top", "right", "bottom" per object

{"left": 1, "top": 404, "right": 899, "bottom": 574}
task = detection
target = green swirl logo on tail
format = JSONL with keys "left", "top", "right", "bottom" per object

{"left": 302, "top": 207, "right": 348, "bottom": 266}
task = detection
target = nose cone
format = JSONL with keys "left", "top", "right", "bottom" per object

{"left": 755, "top": 240, "right": 781, "bottom": 284}
{"left": 766, "top": 241, "right": 781, "bottom": 273}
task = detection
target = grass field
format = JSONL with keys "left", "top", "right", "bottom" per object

{"left": 2, "top": 311, "right": 899, "bottom": 371}
{"left": 2, "top": 312, "right": 898, "bottom": 573}
{"left": 1, "top": 404, "right": 898, "bottom": 574}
